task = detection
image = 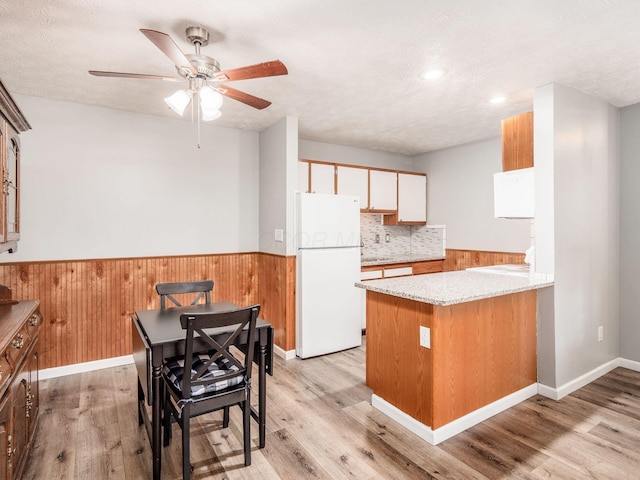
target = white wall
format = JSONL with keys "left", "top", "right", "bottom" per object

{"left": 2, "top": 95, "right": 260, "bottom": 262}
{"left": 412, "top": 137, "right": 530, "bottom": 252}
{"left": 619, "top": 103, "right": 640, "bottom": 362}
{"left": 535, "top": 83, "right": 620, "bottom": 388}
{"left": 299, "top": 139, "right": 412, "bottom": 170}
{"left": 258, "top": 116, "right": 298, "bottom": 256}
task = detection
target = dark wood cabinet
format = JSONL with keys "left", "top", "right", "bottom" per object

{"left": 0, "top": 300, "right": 41, "bottom": 480}
{"left": 0, "top": 394, "right": 11, "bottom": 480}
{"left": 0, "top": 79, "right": 31, "bottom": 255}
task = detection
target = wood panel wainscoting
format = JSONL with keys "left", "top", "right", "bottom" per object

{"left": 444, "top": 248, "right": 526, "bottom": 272}
{"left": 0, "top": 252, "right": 297, "bottom": 370}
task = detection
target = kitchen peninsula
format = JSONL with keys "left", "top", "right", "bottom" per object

{"left": 356, "top": 269, "right": 553, "bottom": 444}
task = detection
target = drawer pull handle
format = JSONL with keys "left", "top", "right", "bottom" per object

{"left": 7, "top": 435, "right": 14, "bottom": 469}
{"left": 26, "top": 389, "right": 32, "bottom": 418}
{"left": 28, "top": 314, "right": 39, "bottom": 327}
{"left": 12, "top": 334, "right": 24, "bottom": 349}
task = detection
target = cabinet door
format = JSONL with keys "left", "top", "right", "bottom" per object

{"left": 0, "top": 394, "right": 11, "bottom": 480}
{"left": 5, "top": 135, "right": 19, "bottom": 241}
{"left": 10, "top": 365, "right": 28, "bottom": 478}
{"left": 0, "top": 124, "right": 5, "bottom": 244}
{"left": 502, "top": 111, "right": 533, "bottom": 171}
{"left": 369, "top": 170, "right": 397, "bottom": 211}
{"left": 336, "top": 166, "right": 369, "bottom": 209}
{"left": 397, "top": 173, "right": 427, "bottom": 223}
{"left": 298, "top": 161, "right": 310, "bottom": 193}
{"left": 310, "top": 163, "right": 335, "bottom": 194}
{"left": 27, "top": 341, "right": 38, "bottom": 440}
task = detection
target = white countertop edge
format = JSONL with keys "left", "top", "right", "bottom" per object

{"left": 355, "top": 270, "right": 555, "bottom": 306}
{"left": 356, "top": 281, "right": 553, "bottom": 306}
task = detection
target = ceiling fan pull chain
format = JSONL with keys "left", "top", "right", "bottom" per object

{"left": 197, "top": 93, "right": 201, "bottom": 149}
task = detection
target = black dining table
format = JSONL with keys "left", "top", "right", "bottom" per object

{"left": 131, "top": 302, "right": 274, "bottom": 480}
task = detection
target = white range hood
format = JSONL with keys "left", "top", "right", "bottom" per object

{"left": 493, "top": 167, "right": 534, "bottom": 218}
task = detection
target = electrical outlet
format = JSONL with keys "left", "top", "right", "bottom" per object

{"left": 375, "top": 233, "right": 380, "bottom": 243}
{"left": 419, "top": 326, "right": 431, "bottom": 348}
{"left": 598, "top": 326, "right": 604, "bottom": 342}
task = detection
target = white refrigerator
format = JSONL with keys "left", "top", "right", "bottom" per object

{"left": 296, "top": 192, "right": 362, "bottom": 359}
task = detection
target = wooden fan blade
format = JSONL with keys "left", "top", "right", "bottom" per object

{"left": 89, "top": 71, "right": 184, "bottom": 82}
{"left": 216, "top": 85, "right": 272, "bottom": 110}
{"left": 139, "top": 28, "right": 198, "bottom": 76}
{"left": 214, "top": 60, "right": 288, "bottom": 82}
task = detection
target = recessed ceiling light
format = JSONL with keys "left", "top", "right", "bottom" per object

{"left": 421, "top": 68, "right": 446, "bottom": 80}
{"left": 489, "top": 96, "right": 507, "bottom": 104}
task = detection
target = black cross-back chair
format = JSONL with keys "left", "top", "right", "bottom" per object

{"left": 155, "top": 280, "right": 214, "bottom": 309}
{"left": 162, "top": 304, "right": 261, "bottom": 478}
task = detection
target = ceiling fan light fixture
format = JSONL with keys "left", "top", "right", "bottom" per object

{"left": 164, "top": 89, "right": 192, "bottom": 115}
{"left": 198, "top": 86, "right": 224, "bottom": 111}
{"left": 421, "top": 68, "right": 446, "bottom": 80}
{"left": 201, "top": 109, "right": 222, "bottom": 122}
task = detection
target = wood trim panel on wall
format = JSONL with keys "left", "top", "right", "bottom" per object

{"left": 444, "top": 249, "right": 526, "bottom": 272}
{"left": 257, "top": 253, "right": 296, "bottom": 352}
{"left": 0, "top": 253, "right": 274, "bottom": 369}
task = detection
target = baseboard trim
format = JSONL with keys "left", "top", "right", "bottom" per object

{"left": 40, "top": 355, "right": 134, "bottom": 380}
{"left": 538, "top": 357, "right": 627, "bottom": 400}
{"left": 619, "top": 357, "right": 640, "bottom": 372}
{"left": 273, "top": 344, "right": 296, "bottom": 361}
{"left": 372, "top": 383, "right": 537, "bottom": 445}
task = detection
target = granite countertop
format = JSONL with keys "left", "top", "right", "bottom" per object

{"left": 361, "top": 254, "right": 445, "bottom": 267}
{"left": 355, "top": 269, "right": 554, "bottom": 306}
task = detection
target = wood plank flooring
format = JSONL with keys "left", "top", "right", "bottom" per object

{"left": 23, "top": 341, "right": 640, "bottom": 479}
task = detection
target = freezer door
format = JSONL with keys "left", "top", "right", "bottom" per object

{"left": 297, "top": 247, "right": 362, "bottom": 358}
{"left": 297, "top": 193, "right": 360, "bottom": 248}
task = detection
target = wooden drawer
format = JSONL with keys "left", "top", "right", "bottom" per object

{"left": 412, "top": 260, "right": 444, "bottom": 275}
{"left": 5, "top": 324, "right": 31, "bottom": 369}
{"left": 0, "top": 353, "right": 10, "bottom": 394}
{"left": 384, "top": 266, "right": 413, "bottom": 278}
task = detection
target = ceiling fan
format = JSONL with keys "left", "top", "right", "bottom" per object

{"left": 89, "top": 26, "right": 288, "bottom": 116}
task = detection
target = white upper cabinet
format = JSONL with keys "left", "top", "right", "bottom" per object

{"left": 310, "top": 162, "right": 335, "bottom": 194}
{"left": 397, "top": 173, "right": 427, "bottom": 223}
{"left": 298, "top": 161, "right": 310, "bottom": 192}
{"left": 336, "top": 166, "right": 369, "bottom": 209}
{"left": 369, "top": 170, "right": 397, "bottom": 211}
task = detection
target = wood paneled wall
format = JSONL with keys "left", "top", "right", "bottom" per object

{"left": 444, "top": 248, "right": 526, "bottom": 272}
{"left": 257, "top": 253, "right": 296, "bottom": 352}
{"left": 0, "top": 253, "right": 297, "bottom": 370}
{"left": 0, "top": 248, "right": 524, "bottom": 370}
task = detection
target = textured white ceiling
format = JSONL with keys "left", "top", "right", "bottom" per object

{"left": 1, "top": 0, "right": 639, "bottom": 156}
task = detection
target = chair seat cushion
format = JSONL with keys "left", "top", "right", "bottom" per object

{"left": 164, "top": 351, "right": 244, "bottom": 397}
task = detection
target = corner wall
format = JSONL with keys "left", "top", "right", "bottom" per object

{"left": 412, "top": 137, "right": 530, "bottom": 252}
{"left": 534, "top": 83, "right": 620, "bottom": 389}
{"left": 7, "top": 95, "right": 260, "bottom": 262}
{"left": 619, "top": 103, "right": 640, "bottom": 362}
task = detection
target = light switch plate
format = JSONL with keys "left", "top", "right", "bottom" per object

{"left": 274, "top": 229, "right": 284, "bottom": 242}
{"left": 419, "top": 326, "right": 431, "bottom": 348}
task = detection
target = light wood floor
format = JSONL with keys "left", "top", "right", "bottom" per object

{"left": 23, "top": 341, "right": 640, "bottom": 479}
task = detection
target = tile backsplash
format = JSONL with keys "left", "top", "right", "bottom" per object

{"left": 360, "top": 214, "right": 445, "bottom": 258}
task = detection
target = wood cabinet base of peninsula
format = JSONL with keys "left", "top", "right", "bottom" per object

{"left": 366, "top": 290, "right": 536, "bottom": 442}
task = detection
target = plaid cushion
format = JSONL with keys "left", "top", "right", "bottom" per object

{"left": 164, "top": 351, "right": 243, "bottom": 396}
